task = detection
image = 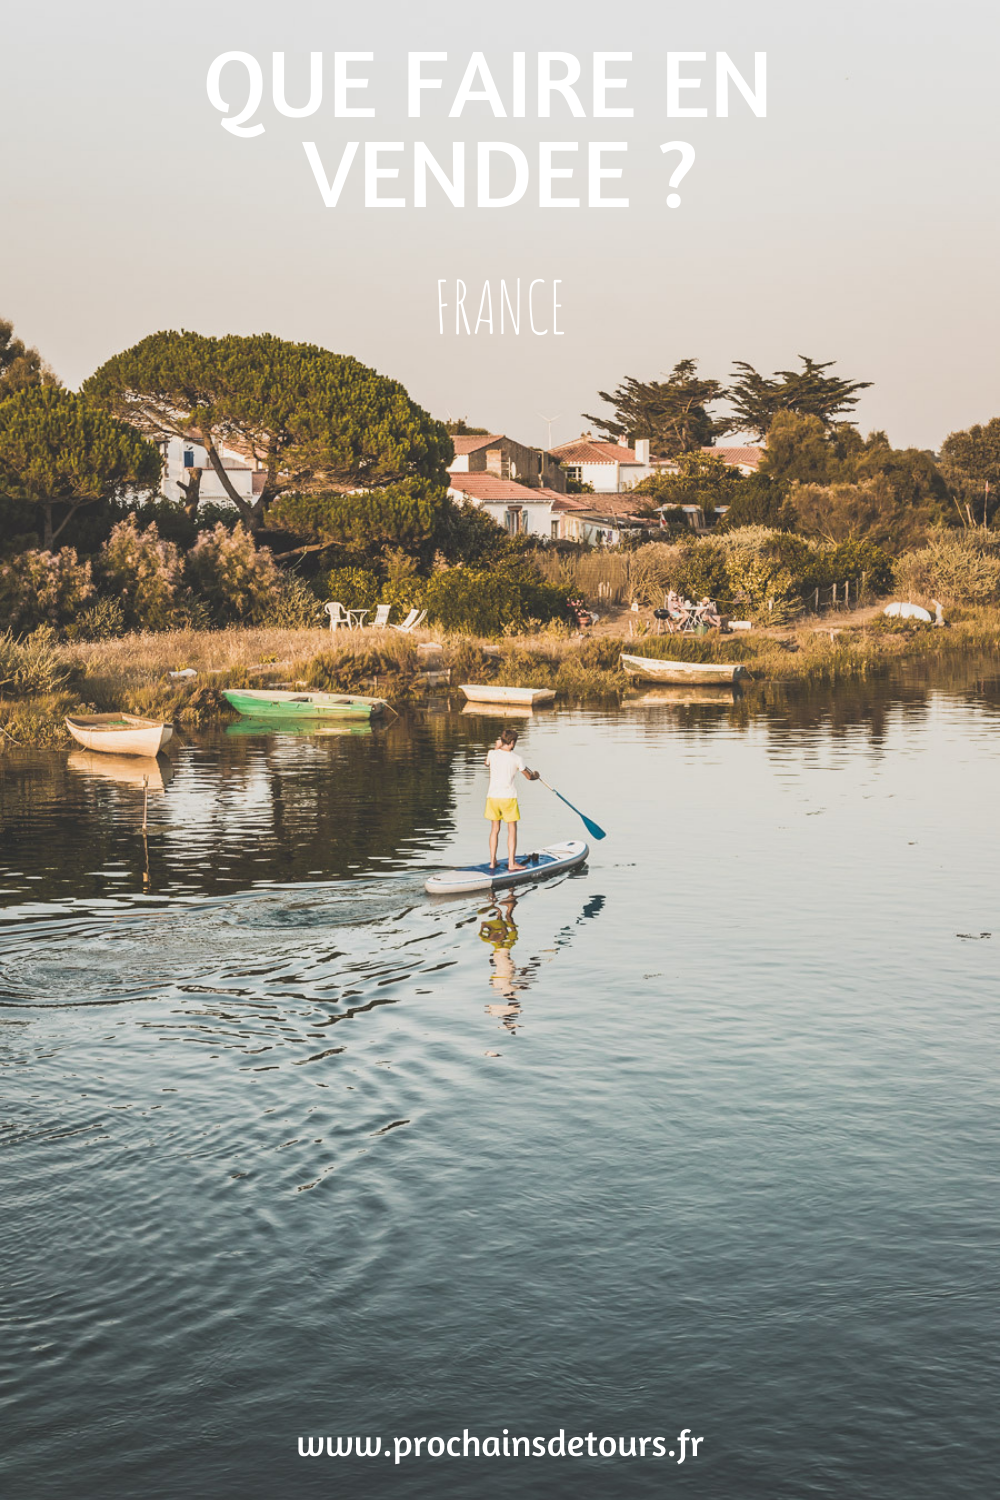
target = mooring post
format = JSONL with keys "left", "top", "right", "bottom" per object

{"left": 142, "top": 774, "right": 148, "bottom": 833}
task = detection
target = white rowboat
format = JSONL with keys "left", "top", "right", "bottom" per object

{"left": 66, "top": 714, "right": 173, "bottom": 757}
{"left": 459, "top": 684, "right": 556, "bottom": 706}
{"left": 620, "top": 654, "right": 748, "bottom": 686}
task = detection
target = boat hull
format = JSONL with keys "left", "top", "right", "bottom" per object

{"left": 459, "top": 684, "right": 556, "bottom": 707}
{"left": 425, "top": 839, "right": 588, "bottom": 896}
{"left": 223, "top": 689, "right": 386, "bottom": 720}
{"left": 65, "top": 716, "right": 173, "bottom": 757}
{"left": 621, "top": 653, "right": 748, "bottom": 686}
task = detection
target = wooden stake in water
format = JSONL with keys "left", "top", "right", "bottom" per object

{"left": 142, "top": 774, "right": 148, "bottom": 833}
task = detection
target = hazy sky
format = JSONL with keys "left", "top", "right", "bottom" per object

{"left": 2, "top": 0, "right": 997, "bottom": 452}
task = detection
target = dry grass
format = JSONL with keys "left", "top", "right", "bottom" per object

{"left": 4, "top": 611, "right": 1000, "bottom": 749}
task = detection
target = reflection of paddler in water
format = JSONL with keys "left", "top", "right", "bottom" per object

{"left": 479, "top": 893, "right": 524, "bottom": 1028}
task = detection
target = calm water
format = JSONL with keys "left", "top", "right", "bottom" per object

{"left": 2, "top": 663, "right": 999, "bottom": 1499}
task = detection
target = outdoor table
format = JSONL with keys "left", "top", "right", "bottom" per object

{"left": 347, "top": 608, "right": 369, "bottom": 630}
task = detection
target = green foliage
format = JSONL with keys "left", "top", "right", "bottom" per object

{"left": 322, "top": 565, "right": 381, "bottom": 611}
{"left": 0, "top": 547, "right": 95, "bottom": 631}
{"left": 633, "top": 451, "right": 746, "bottom": 519}
{"left": 0, "top": 627, "right": 73, "bottom": 695}
{"left": 83, "top": 330, "right": 452, "bottom": 525}
{"left": 98, "top": 517, "right": 185, "bottom": 631}
{"left": 380, "top": 549, "right": 425, "bottom": 614}
{"left": 714, "top": 474, "right": 795, "bottom": 532}
{"left": 66, "top": 596, "right": 127, "bottom": 641}
{"left": 895, "top": 531, "right": 1000, "bottom": 604}
{"left": 581, "top": 360, "right": 731, "bottom": 453}
{"left": 728, "top": 356, "right": 872, "bottom": 439}
{"left": 714, "top": 527, "right": 811, "bottom": 622}
{"left": 254, "top": 572, "right": 323, "bottom": 629}
{"left": 823, "top": 538, "right": 894, "bottom": 594}
{"left": 584, "top": 359, "right": 730, "bottom": 455}
{"left": 185, "top": 522, "right": 284, "bottom": 624}
{"left": 939, "top": 418, "right": 1000, "bottom": 488}
{"left": 760, "top": 412, "right": 836, "bottom": 484}
{"left": 424, "top": 560, "right": 571, "bottom": 636}
{"left": 271, "top": 481, "right": 449, "bottom": 564}
{"left": 0, "top": 317, "right": 58, "bottom": 402}
{"left": 790, "top": 477, "right": 939, "bottom": 552}
{"left": 672, "top": 541, "right": 730, "bottom": 603}
{"left": 0, "top": 387, "right": 161, "bottom": 548}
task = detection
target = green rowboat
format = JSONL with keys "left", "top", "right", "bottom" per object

{"left": 223, "top": 688, "right": 387, "bottom": 721}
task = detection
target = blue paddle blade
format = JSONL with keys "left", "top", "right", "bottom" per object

{"left": 552, "top": 789, "right": 607, "bottom": 841}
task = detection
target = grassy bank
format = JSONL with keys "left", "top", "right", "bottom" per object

{"left": 3, "top": 610, "right": 1000, "bottom": 749}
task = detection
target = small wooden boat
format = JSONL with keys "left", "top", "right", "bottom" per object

{"left": 459, "top": 684, "right": 556, "bottom": 707}
{"left": 223, "top": 688, "right": 387, "bottom": 721}
{"left": 621, "top": 653, "right": 748, "bottom": 686}
{"left": 66, "top": 714, "right": 173, "bottom": 757}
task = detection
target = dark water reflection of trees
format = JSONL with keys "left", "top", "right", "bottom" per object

{"left": 0, "top": 711, "right": 482, "bottom": 905}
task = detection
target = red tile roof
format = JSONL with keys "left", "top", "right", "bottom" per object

{"left": 702, "top": 445, "right": 764, "bottom": 469}
{"left": 550, "top": 438, "right": 639, "bottom": 465}
{"left": 448, "top": 473, "right": 547, "bottom": 502}
{"left": 449, "top": 433, "right": 504, "bottom": 456}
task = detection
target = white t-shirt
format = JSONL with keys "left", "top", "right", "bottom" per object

{"left": 486, "top": 748, "right": 525, "bottom": 800}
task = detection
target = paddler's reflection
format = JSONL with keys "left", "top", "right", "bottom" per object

{"left": 479, "top": 893, "right": 525, "bottom": 1029}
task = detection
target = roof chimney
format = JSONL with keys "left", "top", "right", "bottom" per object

{"left": 635, "top": 438, "right": 650, "bottom": 464}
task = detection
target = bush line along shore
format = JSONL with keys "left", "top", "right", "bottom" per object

{"left": 3, "top": 608, "right": 999, "bottom": 750}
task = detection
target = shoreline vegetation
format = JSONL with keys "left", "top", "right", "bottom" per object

{"left": 3, "top": 607, "right": 1000, "bottom": 750}
{"left": 5, "top": 322, "right": 1000, "bottom": 748}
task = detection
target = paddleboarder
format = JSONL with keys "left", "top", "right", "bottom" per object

{"left": 484, "top": 728, "right": 540, "bottom": 872}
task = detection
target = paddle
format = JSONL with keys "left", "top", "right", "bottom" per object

{"left": 536, "top": 777, "right": 607, "bottom": 841}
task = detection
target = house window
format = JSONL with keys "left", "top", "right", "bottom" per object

{"left": 504, "top": 508, "right": 524, "bottom": 535}
{"left": 183, "top": 449, "right": 195, "bottom": 468}
{"left": 551, "top": 520, "right": 560, "bottom": 539}
{"left": 565, "top": 466, "right": 582, "bottom": 483}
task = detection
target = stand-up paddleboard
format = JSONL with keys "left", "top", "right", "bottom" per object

{"left": 425, "top": 839, "right": 589, "bottom": 896}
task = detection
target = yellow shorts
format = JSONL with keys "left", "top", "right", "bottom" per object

{"left": 485, "top": 798, "right": 520, "bottom": 822}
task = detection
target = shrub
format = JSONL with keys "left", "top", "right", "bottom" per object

{"left": 66, "top": 596, "right": 127, "bottom": 641}
{"left": 822, "top": 538, "right": 894, "bottom": 595}
{"left": 98, "top": 517, "right": 185, "bottom": 630}
{"left": 254, "top": 572, "right": 323, "bottom": 629}
{"left": 0, "top": 626, "right": 72, "bottom": 695}
{"left": 321, "top": 565, "right": 380, "bottom": 612}
{"left": 186, "top": 522, "right": 283, "bottom": 624}
{"left": 424, "top": 561, "right": 570, "bottom": 635}
{"left": 380, "top": 548, "right": 426, "bottom": 616}
{"left": 0, "top": 547, "right": 94, "bottom": 631}
{"left": 895, "top": 531, "right": 1000, "bottom": 604}
{"left": 713, "top": 527, "right": 802, "bottom": 623}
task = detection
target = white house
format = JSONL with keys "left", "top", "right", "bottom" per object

{"left": 549, "top": 436, "right": 654, "bottom": 492}
{"left": 447, "top": 473, "right": 568, "bottom": 538}
{"left": 157, "top": 435, "right": 264, "bottom": 507}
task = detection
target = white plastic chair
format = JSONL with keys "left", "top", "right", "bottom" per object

{"left": 389, "top": 608, "right": 427, "bottom": 634}
{"left": 371, "top": 604, "right": 391, "bottom": 628}
{"left": 324, "top": 601, "right": 350, "bottom": 632}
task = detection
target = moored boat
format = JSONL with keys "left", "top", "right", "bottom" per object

{"left": 620, "top": 653, "right": 748, "bottom": 686}
{"left": 65, "top": 714, "right": 173, "bottom": 757}
{"left": 223, "top": 688, "right": 387, "bottom": 720}
{"left": 459, "top": 684, "right": 556, "bottom": 707}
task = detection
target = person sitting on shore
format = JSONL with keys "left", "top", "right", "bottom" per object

{"left": 484, "top": 728, "right": 541, "bottom": 872}
{"left": 695, "top": 596, "right": 723, "bottom": 629}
